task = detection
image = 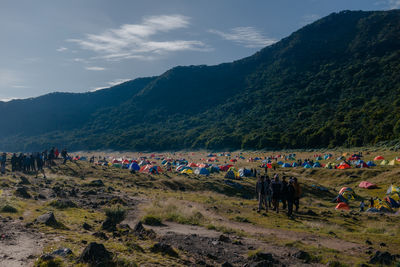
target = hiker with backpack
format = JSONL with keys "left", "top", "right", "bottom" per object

{"left": 256, "top": 175, "right": 266, "bottom": 212}
{"left": 293, "top": 177, "right": 302, "bottom": 212}
{"left": 287, "top": 178, "right": 296, "bottom": 217}
{"left": 281, "top": 176, "right": 289, "bottom": 210}
{"left": 0, "top": 153, "right": 6, "bottom": 174}
{"left": 270, "top": 174, "right": 281, "bottom": 213}
{"left": 264, "top": 175, "right": 272, "bottom": 211}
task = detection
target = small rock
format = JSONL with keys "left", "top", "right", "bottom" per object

{"left": 83, "top": 222, "right": 92, "bottom": 231}
{"left": 19, "top": 176, "right": 31, "bottom": 185}
{"left": 88, "top": 180, "right": 104, "bottom": 187}
{"left": 93, "top": 232, "right": 108, "bottom": 240}
{"left": 150, "top": 242, "right": 178, "bottom": 257}
{"left": 218, "top": 234, "right": 231, "bottom": 243}
{"left": 51, "top": 247, "right": 73, "bottom": 257}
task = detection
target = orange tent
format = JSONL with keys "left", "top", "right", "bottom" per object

{"left": 337, "top": 163, "right": 351, "bottom": 169}
{"left": 335, "top": 202, "right": 350, "bottom": 210}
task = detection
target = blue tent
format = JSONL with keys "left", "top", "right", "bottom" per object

{"left": 282, "top": 163, "right": 291, "bottom": 167}
{"left": 313, "top": 162, "right": 321, "bottom": 168}
{"left": 129, "top": 162, "right": 140, "bottom": 171}
{"left": 277, "top": 161, "right": 284, "bottom": 165}
{"left": 292, "top": 162, "right": 298, "bottom": 167}
{"left": 195, "top": 168, "right": 210, "bottom": 176}
{"left": 304, "top": 164, "right": 312, "bottom": 168}
{"left": 367, "top": 161, "right": 376, "bottom": 166}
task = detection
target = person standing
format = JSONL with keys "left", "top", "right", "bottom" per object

{"left": 281, "top": 176, "right": 288, "bottom": 210}
{"left": 255, "top": 176, "right": 266, "bottom": 212}
{"left": 264, "top": 175, "right": 272, "bottom": 212}
{"left": 11, "top": 153, "right": 17, "bottom": 172}
{"left": 271, "top": 174, "right": 281, "bottom": 213}
{"left": 359, "top": 200, "right": 365, "bottom": 212}
{"left": 293, "top": 177, "right": 302, "bottom": 212}
{"left": 287, "top": 179, "right": 296, "bottom": 217}
{"left": 0, "top": 153, "right": 6, "bottom": 174}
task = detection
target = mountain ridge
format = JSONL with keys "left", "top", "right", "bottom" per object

{"left": 1, "top": 9, "right": 400, "bottom": 151}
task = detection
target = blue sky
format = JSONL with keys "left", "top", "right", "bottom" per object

{"left": 0, "top": 0, "right": 398, "bottom": 100}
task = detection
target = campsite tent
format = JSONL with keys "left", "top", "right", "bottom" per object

{"left": 181, "top": 168, "right": 193, "bottom": 174}
{"left": 282, "top": 163, "right": 291, "bottom": 168}
{"left": 337, "top": 162, "right": 351, "bottom": 169}
{"left": 380, "top": 160, "right": 389, "bottom": 165}
{"left": 239, "top": 168, "right": 252, "bottom": 177}
{"left": 303, "top": 164, "right": 312, "bottom": 169}
{"left": 292, "top": 162, "right": 298, "bottom": 167}
{"left": 335, "top": 202, "right": 350, "bottom": 210}
{"left": 128, "top": 162, "right": 140, "bottom": 171}
{"left": 374, "top": 156, "right": 384, "bottom": 160}
{"left": 195, "top": 168, "right": 210, "bottom": 175}
{"left": 313, "top": 162, "right": 321, "bottom": 168}
{"left": 225, "top": 170, "right": 239, "bottom": 179}
{"left": 366, "top": 161, "right": 376, "bottom": 167}
{"left": 359, "top": 181, "right": 378, "bottom": 189}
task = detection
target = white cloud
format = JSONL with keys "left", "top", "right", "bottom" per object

{"left": 56, "top": 46, "right": 68, "bottom": 52}
{"left": 388, "top": 0, "right": 400, "bottom": 8}
{"left": 85, "top": 66, "right": 106, "bottom": 71}
{"left": 90, "top": 78, "right": 131, "bottom": 92}
{"left": 209, "top": 27, "right": 276, "bottom": 48}
{"left": 68, "top": 14, "right": 209, "bottom": 61}
{"left": 0, "top": 97, "right": 19, "bottom": 102}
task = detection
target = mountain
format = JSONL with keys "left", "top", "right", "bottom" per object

{"left": 1, "top": 9, "right": 400, "bottom": 152}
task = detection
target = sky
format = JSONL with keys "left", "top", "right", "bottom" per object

{"left": 0, "top": 0, "right": 398, "bottom": 101}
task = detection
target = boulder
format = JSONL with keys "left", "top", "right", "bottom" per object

{"left": 369, "top": 251, "right": 394, "bottom": 265}
{"left": 36, "top": 212, "right": 58, "bottom": 227}
{"left": 293, "top": 250, "right": 311, "bottom": 263}
{"left": 79, "top": 242, "right": 112, "bottom": 265}
{"left": 15, "top": 186, "right": 31, "bottom": 199}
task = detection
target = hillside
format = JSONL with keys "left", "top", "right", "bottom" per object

{"left": 1, "top": 10, "right": 400, "bottom": 151}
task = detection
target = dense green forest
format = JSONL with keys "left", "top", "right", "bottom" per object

{"left": 1, "top": 10, "right": 400, "bottom": 152}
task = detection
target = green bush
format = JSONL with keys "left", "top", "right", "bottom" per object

{"left": 142, "top": 215, "right": 162, "bottom": 226}
{"left": 1, "top": 205, "right": 18, "bottom": 213}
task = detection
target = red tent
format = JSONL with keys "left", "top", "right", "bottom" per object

{"left": 337, "top": 163, "right": 351, "bottom": 169}
{"left": 230, "top": 159, "right": 237, "bottom": 162}
{"left": 374, "top": 156, "right": 384, "bottom": 160}
{"left": 358, "top": 181, "right": 378, "bottom": 189}
{"left": 335, "top": 202, "right": 350, "bottom": 210}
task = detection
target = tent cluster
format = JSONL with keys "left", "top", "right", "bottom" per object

{"left": 333, "top": 187, "right": 357, "bottom": 210}
{"left": 366, "top": 185, "right": 400, "bottom": 213}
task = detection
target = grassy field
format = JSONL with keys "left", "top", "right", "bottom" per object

{"left": 0, "top": 149, "right": 399, "bottom": 266}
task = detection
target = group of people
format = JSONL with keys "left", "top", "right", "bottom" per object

{"left": 256, "top": 174, "right": 302, "bottom": 217}
{"left": 0, "top": 147, "right": 69, "bottom": 177}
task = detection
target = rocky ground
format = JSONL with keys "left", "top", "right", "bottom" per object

{"left": 0, "top": 151, "right": 399, "bottom": 266}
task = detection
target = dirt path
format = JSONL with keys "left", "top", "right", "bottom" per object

{"left": 0, "top": 218, "right": 43, "bottom": 267}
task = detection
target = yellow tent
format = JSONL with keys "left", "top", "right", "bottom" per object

{"left": 380, "top": 160, "right": 389, "bottom": 165}
{"left": 181, "top": 169, "right": 193, "bottom": 174}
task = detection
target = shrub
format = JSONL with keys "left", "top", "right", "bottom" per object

{"left": 142, "top": 215, "right": 162, "bottom": 226}
{"left": 1, "top": 205, "right": 18, "bottom": 213}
